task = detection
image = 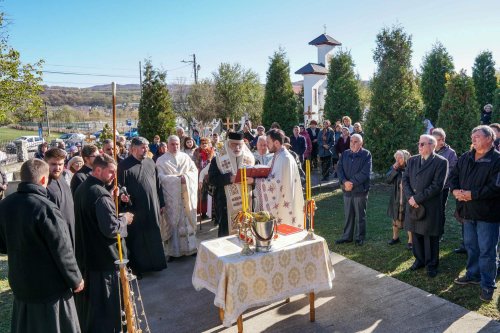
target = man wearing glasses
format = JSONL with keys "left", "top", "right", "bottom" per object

{"left": 403, "top": 134, "right": 448, "bottom": 278}
{"left": 70, "top": 144, "right": 100, "bottom": 196}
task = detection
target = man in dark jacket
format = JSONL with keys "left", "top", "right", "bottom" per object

{"left": 45, "top": 148, "right": 76, "bottom": 248}
{"left": 335, "top": 134, "right": 372, "bottom": 246}
{"left": 403, "top": 134, "right": 448, "bottom": 278}
{"left": 74, "top": 154, "right": 134, "bottom": 333}
{"left": 306, "top": 120, "right": 320, "bottom": 168}
{"left": 0, "top": 158, "right": 83, "bottom": 333}
{"left": 451, "top": 125, "right": 500, "bottom": 302}
{"left": 70, "top": 144, "right": 99, "bottom": 196}
{"left": 432, "top": 128, "right": 458, "bottom": 239}
{"left": 290, "top": 125, "right": 306, "bottom": 163}
{"left": 317, "top": 121, "right": 335, "bottom": 181}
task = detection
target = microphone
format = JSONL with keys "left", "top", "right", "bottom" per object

{"left": 120, "top": 186, "right": 132, "bottom": 205}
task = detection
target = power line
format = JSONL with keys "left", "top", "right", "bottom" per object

{"left": 42, "top": 70, "right": 139, "bottom": 79}
{"left": 45, "top": 63, "right": 137, "bottom": 72}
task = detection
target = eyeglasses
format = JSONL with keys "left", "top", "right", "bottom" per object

{"left": 417, "top": 142, "right": 431, "bottom": 147}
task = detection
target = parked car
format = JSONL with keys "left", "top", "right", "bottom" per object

{"left": 124, "top": 128, "right": 139, "bottom": 140}
{"left": 59, "top": 133, "right": 86, "bottom": 146}
{"left": 5, "top": 136, "right": 45, "bottom": 153}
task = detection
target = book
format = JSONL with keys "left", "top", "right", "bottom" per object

{"left": 234, "top": 165, "right": 271, "bottom": 183}
{"left": 276, "top": 223, "right": 303, "bottom": 236}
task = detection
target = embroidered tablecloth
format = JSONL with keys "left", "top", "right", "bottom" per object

{"left": 192, "top": 231, "right": 335, "bottom": 327}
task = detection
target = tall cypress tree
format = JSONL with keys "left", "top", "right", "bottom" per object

{"left": 472, "top": 51, "right": 497, "bottom": 111}
{"left": 437, "top": 70, "right": 480, "bottom": 154}
{"left": 262, "top": 49, "right": 297, "bottom": 134}
{"left": 138, "top": 60, "right": 176, "bottom": 141}
{"left": 364, "top": 26, "right": 423, "bottom": 172}
{"left": 420, "top": 42, "right": 454, "bottom": 123}
{"left": 324, "top": 50, "right": 361, "bottom": 123}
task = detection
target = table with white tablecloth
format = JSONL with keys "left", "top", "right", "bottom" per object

{"left": 192, "top": 231, "right": 335, "bottom": 330}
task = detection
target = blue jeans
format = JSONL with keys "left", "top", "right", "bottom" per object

{"left": 463, "top": 220, "right": 500, "bottom": 290}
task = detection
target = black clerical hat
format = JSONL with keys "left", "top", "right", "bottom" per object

{"left": 227, "top": 132, "right": 244, "bottom": 141}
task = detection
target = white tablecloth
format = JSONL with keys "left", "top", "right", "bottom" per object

{"left": 192, "top": 231, "right": 335, "bottom": 327}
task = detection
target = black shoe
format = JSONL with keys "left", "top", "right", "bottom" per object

{"left": 427, "top": 270, "right": 438, "bottom": 278}
{"left": 388, "top": 238, "right": 400, "bottom": 245}
{"left": 454, "top": 276, "right": 480, "bottom": 285}
{"left": 355, "top": 239, "right": 364, "bottom": 246}
{"left": 167, "top": 256, "right": 176, "bottom": 262}
{"left": 406, "top": 243, "right": 413, "bottom": 250}
{"left": 480, "top": 288, "right": 494, "bottom": 302}
{"left": 410, "top": 262, "right": 425, "bottom": 271}
{"left": 454, "top": 247, "right": 467, "bottom": 254}
{"left": 201, "top": 213, "right": 209, "bottom": 219}
{"left": 335, "top": 239, "right": 352, "bottom": 244}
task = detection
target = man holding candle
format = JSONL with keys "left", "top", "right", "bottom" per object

{"left": 335, "top": 134, "right": 372, "bottom": 246}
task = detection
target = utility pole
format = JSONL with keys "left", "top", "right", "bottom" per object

{"left": 45, "top": 101, "right": 51, "bottom": 137}
{"left": 139, "top": 61, "right": 143, "bottom": 97}
{"left": 182, "top": 54, "right": 200, "bottom": 84}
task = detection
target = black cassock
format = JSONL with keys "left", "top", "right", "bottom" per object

{"left": 0, "top": 182, "right": 81, "bottom": 333}
{"left": 118, "top": 156, "right": 167, "bottom": 274}
{"left": 208, "top": 158, "right": 232, "bottom": 237}
{"left": 74, "top": 175, "right": 129, "bottom": 333}
{"left": 47, "top": 177, "right": 76, "bottom": 248}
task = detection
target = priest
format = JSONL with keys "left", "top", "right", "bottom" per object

{"left": 117, "top": 137, "right": 167, "bottom": 276}
{"left": 156, "top": 135, "right": 199, "bottom": 259}
{"left": 208, "top": 131, "right": 255, "bottom": 236}
{"left": 254, "top": 129, "right": 304, "bottom": 227}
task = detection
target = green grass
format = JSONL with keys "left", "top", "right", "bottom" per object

{"left": 0, "top": 255, "right": 12, "bottom": 333}
{"left": 0, "top": 127, "right": 60, "bottom": 142}
{"left": 313, "top": 183, "right": 500, "bottom": 321}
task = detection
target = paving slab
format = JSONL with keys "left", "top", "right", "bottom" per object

{"left": 139, "top": 221, "right": 500, "bottom": 333}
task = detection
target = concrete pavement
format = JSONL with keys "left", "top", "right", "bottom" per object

{"left": 139, "top": 222, "right": 500, "bottom": 333}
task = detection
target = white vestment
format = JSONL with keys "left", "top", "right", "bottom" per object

{"left": 156, "top": 151, "right": 198, "bottom": 257}
{"left": 255, "top": 148, "right": 304, "bottom": 227}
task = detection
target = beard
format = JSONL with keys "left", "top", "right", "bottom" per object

{"left": 49, "top": 171, "right": 62, "bottom": 180}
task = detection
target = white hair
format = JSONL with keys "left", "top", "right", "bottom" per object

{"left": 351, "top": 133, "right": 363, "bottom": 143}
{"left": 168, "top": 135, "right": 180, "bottom": 143}
{"left": 257, "top": 135, "right": 267, "bottom": 143}
{"left": 420, "top": 134, "right": 437, "bottom": 146}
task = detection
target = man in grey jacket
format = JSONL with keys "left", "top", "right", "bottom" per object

{"left": 335, "top": 134, "right": 372, "bottom": 246}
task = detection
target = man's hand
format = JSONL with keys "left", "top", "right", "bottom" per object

{"left": 180, "top": 175, "right": 186, "bottom": 184}
{"left": 74, "top": 279, "right": 84, "bottom": 293}
{"left": 112, "top": 186, "right": 120, "bottom": 198}
{"left": 120, "top": 194, "right": 130, "bottom": 203}
{"left": 160, "top": 206, "right": 166, "bottom": 215}
{"left": 452, "top": 189, "right": 462, "bottom": 200}
{"left": 323, "top": 144, "right": 329, "bottom": 149}
{"left": 198, "top": 182, "right": 203, "bottom": 191}
{"left": 246, "top": 177, "right": 254, "bottom": 185}
{"left": 230, "top": 175, "right": 236, "bottom": 183}
{"left": 124, "top": 212, "right": 134, "bottom": 225}
{"left": 344, "top": 181, "right": 353, "bottom": 192}
{"left": 408, "top": 196, "right": 419, "bottom": 208}
{"left": 393, "top": 162, "right": 399, "bottom": 170}
{"left": 461, "top": 190, "right": 472, "bottom": 201}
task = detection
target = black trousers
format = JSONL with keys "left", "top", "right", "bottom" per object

{"left": 412, "top": 232, "right": 440, "bottom": 272}
{"left": 320, "top": 156, "right": 331, "bottom": 179}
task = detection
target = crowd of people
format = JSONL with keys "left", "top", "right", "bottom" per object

{"left": 0, "top": 107, "right": 499, "bottom": 332}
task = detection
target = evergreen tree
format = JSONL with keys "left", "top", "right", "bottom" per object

{"left": 437, "top": 70, "right": 480, "bottom": 154}
{"left": 472, "top": 51, "right": 497, "bottom": 111}
{"left": 490, "top": 87, "right": 500, "bottom": 124}
{"left": 420, "top": 42, "right": 454, "bottom": 123}
{"left": 364, "top": 26, "right": 423, "bottom": 172}
{"left": 262, "top": 49, "right": 298, "bottom": 133}
{"left": 100, "top": 123, "right": 113, "bottom": 143}
{"left": 138, "top": 60, "right": 176, "bottom": 141}
{"left": 324, "top": 50, "right": 361, "bottom": 123}
{"left": 296, "top": 85, "right": 304, "bottom": 123}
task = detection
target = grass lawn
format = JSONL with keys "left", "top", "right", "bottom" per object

{"left": 313, "top": 183, "right": 500, "bottom": 321}
{"left": 0, "top": 127, "right": 60, "bottom": 142}
{"left": 0, "top": 255, "right": 11, "bottom": 333}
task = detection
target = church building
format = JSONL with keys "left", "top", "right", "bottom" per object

{"left": 295, "top": 33, "right": 341, "bottom": 125}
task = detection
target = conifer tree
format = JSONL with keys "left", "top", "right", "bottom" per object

{"left": 262, "top": 49, "right": 298, "bottom": 133}
{"left": 99, "top": 123, "right": 113, "bottom": 143}
{"left": 489, "top": 87, "right": 500, "bottom": 124}
{"left": 138, "top": 60, "right": 176, "bottom": 141}
{"left": 472, "top": 51, "right": 497, "bottom": 111}
{"left": 437, "top": 70, "right": 480, "bottom": 154}
{"left": 324, "top": 50, "right": 361, "bottom": 123}
{"left": 420, "top": 42, "right": 454, "bottom": 123}
{"left": 364, "top": 26, "right": 423, "bottom": 172}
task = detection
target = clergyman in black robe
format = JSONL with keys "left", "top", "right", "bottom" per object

{"left": 74, "top": 154, "right": 132, "bottom": 333}
{"left": 0, "top": 159, "right": 83, "bottom": 333}
{"left": 70, "top": 144, "right": 99, "bottom": 196}
{"left": 118, "top": 137, "right": 167, "bottom": 275}
{"left": 45, "top": 148, "right": 76, "bottom": 247}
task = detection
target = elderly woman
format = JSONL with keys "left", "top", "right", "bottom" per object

{"left": 386, "top": 149, "right": 413, "bottom": 249}
{"left": 64, "top": 155, "right": 84, "bottom": 185}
